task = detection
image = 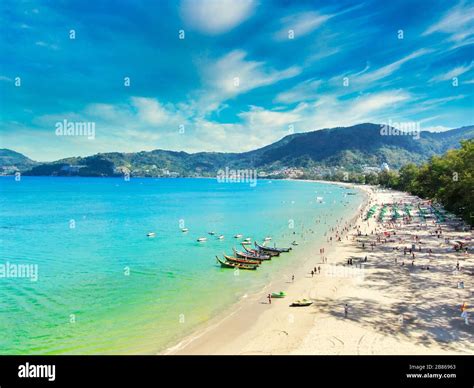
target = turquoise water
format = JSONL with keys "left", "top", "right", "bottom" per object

{"left": 0, "top": 177, "right": 361, "bottom": 354}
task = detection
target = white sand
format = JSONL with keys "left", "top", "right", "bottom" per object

{"left": 165, "top": 186, "right": 473, "bottom": 355}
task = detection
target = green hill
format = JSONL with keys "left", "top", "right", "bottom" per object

{"left": 4, "top": 123, "right": 472, "bottom": 177}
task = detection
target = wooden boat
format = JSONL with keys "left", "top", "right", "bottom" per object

{"left": 290, "top": 299, "right": 312, "bottom": 307}
{"left": 255, "top": 241, "right": 291, "bottom": 254}
{"left": 216, "top": 256, "right": 257, "bottom": 270}
{"left": 245, "top": 243, "right": 279, "bottom": 257}
{"left": 271, "top": 291, "right": 286, "bottom": 298}
{"left": 223, "top": 254, "right": 260, "bottom": 266}
{"left": 234, "top": 248, "right": 271, "bottom": 261}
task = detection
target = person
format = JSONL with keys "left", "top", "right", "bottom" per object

{"left": 318, "top": 266, "right": 321, "bottom": 274}
{"left": 344, "top": 304, "right": 348, "bottom": 318}
{"left": 456, "top": 261, "right": 460, "bottom": 271}
{"left": 268, "top": 294, "right": 272, "bottom": 304}
{"left": 292, "top": 275, "right": 294, "bottom": 282}
{"left": 311, "top": 270, "right": 314, "bottom": 277}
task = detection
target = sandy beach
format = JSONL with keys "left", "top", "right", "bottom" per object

{"left": 165, "top": 185, "right": 473, "bottom": 355}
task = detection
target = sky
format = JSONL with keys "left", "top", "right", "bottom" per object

{"left": 0, "top": 0, "right": 473, "bottom": 161}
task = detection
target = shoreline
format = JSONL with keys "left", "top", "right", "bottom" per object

{"left": 162, "top": 180, "right": 370, "bottom": 355}
{"left": 164, "top": 184, "right": 473, "bottom": 355}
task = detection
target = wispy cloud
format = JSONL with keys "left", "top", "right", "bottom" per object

{"left": 274, "top": 78, "right": 321, "bottom": 104}
{"left": 430, "top": 61, "right": 474, "bottom": 82}
{"left": 200, "top": 50, "right": 301, "bottom": 103}
{"left": 354, "top": 49, "right": 432, "bottom": 85}
{"left": 35, "top": 41, "right": 59, "bottom": 50}
{"left": 274, "top": 11, "right": 332, "bottom": 40}
{"left": 180, "top": 0, "right": 256, "bottom": 35}
{"left": 423, "top": 1, "right": 474, "bottom": 43}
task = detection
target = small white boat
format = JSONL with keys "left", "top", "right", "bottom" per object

{"left": 181, "top": 228, "right": 189, "bottom": 232}
{"left": 244, "top": 237, "right": 251, "bottom": 242}
{"left": 292, "top": 241, "right": 298, "bottom": 246}
{"left": 218, "top": 235, "right": 224, "bottom": 240}
{"left": 197, "top": 237, "right": 207, "bottom": 242}
{"left": 208, "top": 231, "right": 215, "bottom": 235}
{"left": 234, "top": 234, "right": 243, "bottom": 238}
{"left": 241, "top": 241, "right": 252, "bottom": 245}
{"left": 316, "top": 196, "right": 323, "bottom": 203}
{"left": 147, "top": 232, "right": 156, "bottom": 237}
{"left": 264, "top": 237, "right": 272, "bottom": 241}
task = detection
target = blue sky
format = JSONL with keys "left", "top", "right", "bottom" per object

{"left": 0, "top": 0, "right": 473, "bottom": 161}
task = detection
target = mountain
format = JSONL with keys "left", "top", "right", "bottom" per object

{"left": 242, "top": 123, "right": 474, "bottom": 169}
{"left": 5, "top": 123, "right": 473, "bottom": 177}
{"left": 0, "top": 149, "right": 38, "bottom": 174}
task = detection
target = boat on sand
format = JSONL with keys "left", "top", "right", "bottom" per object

{"left": 290, "top": 299, "right": 312, "bottom": 307}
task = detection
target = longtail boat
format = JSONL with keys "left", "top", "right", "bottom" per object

{"left": 216, "top": 256, "right": 257, "bottom": 270}
{"left": 249, "top": 243, "right": 280, "bottom": 257}
{"left": 223, "top": 254, "right": 260, "bottom": 266}
{"left": 233, "top": 248, "right": 271, "bottom": 261}
{"left": 255, "top": 241, "right": 291, "bottom": 254}
{"left": 242, "top": 244, "right": 264, "bottom": 255}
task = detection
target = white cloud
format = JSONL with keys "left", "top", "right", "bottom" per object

{"left": 180, "top": 0, "right": 256, "bottom": 35}
{"left": 275, "top": 11, "right": 332, "bottom": 40}
{"left": 355, "top": 49, "right": 432, "bottom": 85}
{"left": 35, "top": 41, "right": 59, "bottom": 50}
{"left": 430, "top": 62, "right": 474, "bottom": 82}
{"left": 274, "top": 78, "right": 322, "bottom": 103}
{"left": 200, "top": 50, "right": 300, "bottom": 104}
{"left": 423, "top": 2, "right": 474, "bottom": 43}
{"left": 238, "top": 105, "right": 302, "bottom": 127}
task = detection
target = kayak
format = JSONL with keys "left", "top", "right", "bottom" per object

{"left": 271, "top": 292, "right": 286, "bottom": 298}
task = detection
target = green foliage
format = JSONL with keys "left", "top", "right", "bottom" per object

{"left": 381, "top": 140, "right": 473, "bottom": 226}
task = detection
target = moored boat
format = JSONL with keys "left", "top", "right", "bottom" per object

{"left": 197, "top": 237, "right": 207, "bottom": 242}
{"left": 234, "top": 234, "right": 243, "bottom": 238}
{"left": 223, "top": 254, "right": 260, "bottom": 266}
{"left": 255, "top": 241, "right": 291, "bottom": 254}
{"left": 233, "top": 248, "right": 271, "bottom": 261}
{"left": 147, "top": 232, "right": 156, "bottom": 237}
{"left": 215, "top": 256, "right": 257, "bottom": 270}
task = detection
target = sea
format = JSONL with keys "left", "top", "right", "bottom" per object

{"left": 0, "top": 177, "right": 362, "bottom": 354}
